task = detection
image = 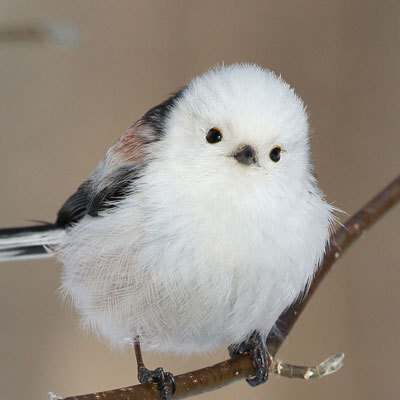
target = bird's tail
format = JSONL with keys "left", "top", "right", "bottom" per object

{"left": 0, "top": 224, "right": 65, "bottom": 262}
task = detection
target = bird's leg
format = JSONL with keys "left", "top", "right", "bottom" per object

{"left": 228, "top": 330, "right": 271, "bottom": 387}
{"left": 134, "top": 338, "right": 176, "bottom": 399}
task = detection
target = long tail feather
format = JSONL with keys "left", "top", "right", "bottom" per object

{"left": 0, "top": 224, "right": 64, "bottom": 262}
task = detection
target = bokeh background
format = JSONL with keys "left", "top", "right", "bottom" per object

{"left": 0, "top": 1, "right": 399, "bottom": 399}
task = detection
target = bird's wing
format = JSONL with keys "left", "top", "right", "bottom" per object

{"left": 56, "top": 120, "right": 152, "bottom": 227}
{"left": 56, "top": 89, "right": 185, "bottom": 228}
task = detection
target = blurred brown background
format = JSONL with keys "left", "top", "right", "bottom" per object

{"left": 0, "top": 1, "right": 399, "bottom": 399}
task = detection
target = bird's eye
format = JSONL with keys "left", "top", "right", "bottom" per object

{"left": 269, "top": 146, "right": 281, "bottom": 162}
{"left": 206, "top": 127, "right": 222, "bottom": 144}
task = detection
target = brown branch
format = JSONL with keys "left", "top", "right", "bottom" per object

{"left": 268, "top": 173, "right": 400, "bottom": 355}
{"left": 54, "top": 174, "right": 400, "bottom": 400}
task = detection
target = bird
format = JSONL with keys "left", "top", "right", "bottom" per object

{"left": 0, "top": 63, "right": 334, "bottom": 398}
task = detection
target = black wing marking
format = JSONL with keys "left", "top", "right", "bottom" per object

{"left": 55, "top": 181, "right": 91, "bottom": 227}
{"left": 87, "top": 165, "right": 140, "bottom": 217}
{"left": 56, "top": 164, "right": 140, "bottom": 228}
{"left": 141, "top": 87, "right": 185, "bottom": 137}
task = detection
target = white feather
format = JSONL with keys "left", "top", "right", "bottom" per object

{"left": 58, "top": 64, "right": 334, "bottom": 354}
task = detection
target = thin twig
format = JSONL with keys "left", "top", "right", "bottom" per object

{"left": 271, "top": 353, "right": 344, "bottom": 380}
{"left": 52, "top": 174, "right": 400, "bottom": 400}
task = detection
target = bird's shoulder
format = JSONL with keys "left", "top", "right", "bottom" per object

{"left": 56, "top": 120, "right": 148, "bottom": 228}
{"left": 56, "top": 89, "right": 185, "bottom": 228}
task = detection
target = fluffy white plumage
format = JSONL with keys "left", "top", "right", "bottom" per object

{"left": 56, "top": 64, "right": 334, "bottom": 354}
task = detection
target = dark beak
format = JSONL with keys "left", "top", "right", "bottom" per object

{"left": 233, "top": 145, "right": 256, "bottom": 165}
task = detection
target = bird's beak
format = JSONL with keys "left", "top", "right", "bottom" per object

{"left": 233, "top": 145, "right": 256, "bottom": 165}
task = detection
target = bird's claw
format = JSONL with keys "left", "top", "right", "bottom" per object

{"left": 228, "top": 331, "right": 270, "bottom": 387}
{"left": 138, "top": 366, "right": 176, "bottom": 399}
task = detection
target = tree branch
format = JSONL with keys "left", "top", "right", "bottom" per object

{"left": 52, "top": 174, "right": 400, "bottom": 400}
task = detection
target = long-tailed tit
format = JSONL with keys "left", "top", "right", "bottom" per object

{"left": 0, "top": 64, "right": 334, "bottom": 398}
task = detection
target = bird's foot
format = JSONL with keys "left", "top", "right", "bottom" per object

{"left": 228, "top": 330, "right": 271, "bottom": 387}
{"left": 138, "top": 366, "right": 176, "bottom": 400}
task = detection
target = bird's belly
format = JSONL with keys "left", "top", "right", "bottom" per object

{"left": 60, "top": 187, "right": 317, "bottom": 354}
{"left": 61, "top": 231, "right": 304, "bottom": 354}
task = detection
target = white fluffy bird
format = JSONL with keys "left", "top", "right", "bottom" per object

{"left": 0, "top": 64, "right": 333, "bottom": 397}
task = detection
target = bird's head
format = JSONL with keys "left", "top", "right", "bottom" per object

{"left": 156, "top": 64, "right": 314, "bottom": 200}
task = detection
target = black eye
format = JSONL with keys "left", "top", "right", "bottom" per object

{"left": 206, "top": 127, "right": 222, "bottom": 144}
{"left": 269, "top": 146, "right": 281, "bottom": 162}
